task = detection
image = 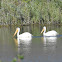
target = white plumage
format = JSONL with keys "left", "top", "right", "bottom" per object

{"left": 18, "top": 32, "right": 32, "bottom": 40}
{"left": 13, "top": 28, "right": 32, "bottom": 41}
{"left": 41, "top": 26, "right": 58, "bottom": 36}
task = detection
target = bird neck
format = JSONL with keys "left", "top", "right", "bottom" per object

{"left": 44, "top": 30, "right": 46, "bottom": 33}
{"left": 17, "top": 31, "right": 19, "bottom": 37}
{"left": 43, "top": 30, "right": 46, "bottom": 35}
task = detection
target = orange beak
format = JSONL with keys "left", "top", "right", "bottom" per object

{"left": 41, "top": 28, "right": 44, "bottom": 34}
{"left": 13, "top": 29, "right": 18, "bottom": 37}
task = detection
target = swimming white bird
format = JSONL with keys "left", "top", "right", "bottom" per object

{"left": 13, "top": 27, "right": 32, "bottom": 41}
{"left": 41, "top": 26, "right": 58, "bottom": 36}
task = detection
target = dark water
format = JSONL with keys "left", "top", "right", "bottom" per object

{"left": 0, "top": 25, "right": 62, "bottom": 62}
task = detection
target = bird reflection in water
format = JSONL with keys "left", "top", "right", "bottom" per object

{"left": 41, "top": 36, "right": 57, "bottom": 51}
{"left": 41, "top": 26, "right": 58, "bottom": 52}
{"left": 13, "top": 27, "right": 32, "bottom": 56}
{"left": 13, "top": 37, "right": 32, "bottom": 59}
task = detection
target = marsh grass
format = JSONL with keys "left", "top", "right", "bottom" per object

{"left": 0, "top": 0, "right": 62, "bottom": 25}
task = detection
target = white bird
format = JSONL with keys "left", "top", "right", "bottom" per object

{"left": 41, "top": 26, "right": 58, "bottom": 36}
{"left": 13, "top": 27, "right": 32, "bottom": 41}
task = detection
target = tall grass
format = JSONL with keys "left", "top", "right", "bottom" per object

{"left": 0, "top": 0, "right": 62, "bottom": 25}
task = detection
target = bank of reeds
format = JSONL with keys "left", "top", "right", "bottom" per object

{"left": 0, "top": 0, "right": 62, "bottom": 25}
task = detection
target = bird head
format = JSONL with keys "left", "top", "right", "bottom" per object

{"left": 41, "top": 26, "right": 46, "bottom": 33}
{"left": 13, "top": 28, "right": 20, "bottom": 37}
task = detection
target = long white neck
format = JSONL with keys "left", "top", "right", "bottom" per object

{"left": 17, "top": 31, "right": 19, "bottom": 37}
{"left": 43, "top": 30, "right": 46, "bottom": 35}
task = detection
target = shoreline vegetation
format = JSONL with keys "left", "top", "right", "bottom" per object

{"left": 0, "top": 0, "right": 62, "bottom": 26}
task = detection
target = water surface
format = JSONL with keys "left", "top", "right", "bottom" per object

{"left": 0, "top": 25, "right": 62, "bottom": 62}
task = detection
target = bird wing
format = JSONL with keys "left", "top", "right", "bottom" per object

{"left": 45, "top": 30, "right": 58, "bottom": 36}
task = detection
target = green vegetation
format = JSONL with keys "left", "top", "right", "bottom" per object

{"left": 0, "top": 0, "right": 62, "bottom": 25}
{"left": 0, "top": 60, "right": 2, "bottom": 62}
{"left": 12, "top": 55, "right": 24, "bottom": 62}
{"left": 18, "top": 55, "right": 24, "bottom": 59}
{"left": 12, "top": 58, "right": 17, "bottom": 62}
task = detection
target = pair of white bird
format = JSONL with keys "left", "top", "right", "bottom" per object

{"left": 13, "top": 26, "right": 58, "bottom": 40}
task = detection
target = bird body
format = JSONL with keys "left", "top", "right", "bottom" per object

{"left": 13, "top": 28, "right": 32, "bottom": 41}
{"left": 41, "top": 26, "right": 58, "bottom": 36}
{"left": 18, "top": 32, "right": 32, "bottom": 40}
{"left": 43, "top": 30, "right": 58, "bottom": 36}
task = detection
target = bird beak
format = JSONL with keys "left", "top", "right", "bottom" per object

{"left": 41, "top": 28, "right": 44, "bottom": 33}
{"left": 13, "top": 29, "right": 18, "bottom": 37}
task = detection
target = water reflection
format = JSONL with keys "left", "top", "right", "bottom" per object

{"left": 42, "top": 36, "right": 57, "bottom": 51}
{"left": 0, "top": 25, "right": 62, "bottom": 62}
{"left": 13, "top": 37, "right": 32, "bottom": 55}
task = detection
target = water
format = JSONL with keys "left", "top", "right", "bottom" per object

{"left": 0, "top": 25, "right": 62, "bottom": 62}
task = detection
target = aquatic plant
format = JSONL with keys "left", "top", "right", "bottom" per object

{"left": 12, "top": 58, "right": 17, "bottom": 62}
{"left": 18, "top": 55, "right": 24, "bottom": 59}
